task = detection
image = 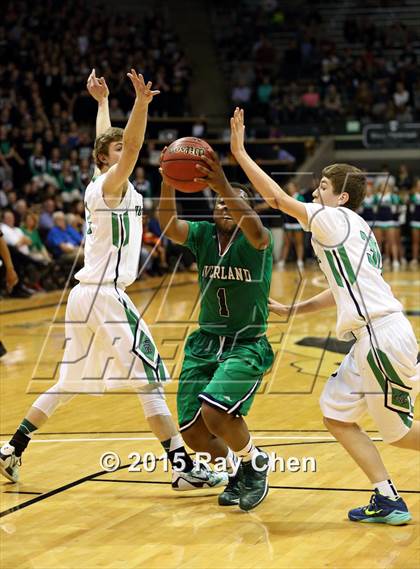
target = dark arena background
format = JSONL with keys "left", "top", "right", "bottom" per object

{"left": 0, "top": 1, "right": 419, "bottom": 568}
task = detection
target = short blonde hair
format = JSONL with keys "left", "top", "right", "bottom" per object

{"left": 93, "top": 127, "right": 124, "bottom": 169}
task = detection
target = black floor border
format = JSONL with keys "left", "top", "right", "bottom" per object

{"left": 0, "top": 463, "right": 130, "bottom": 518}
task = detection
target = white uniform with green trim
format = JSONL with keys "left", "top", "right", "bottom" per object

{"left": 75, "top": 173, "right": 143, "bottom": 288}
{"left": 300, "top": 203, "right": 419, "bottom": 443}
{"left": 57, "top": 174, "right": 169, "bottom": 394}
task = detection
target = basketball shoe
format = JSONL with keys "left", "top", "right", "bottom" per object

{"left": 238, "top": 450, "right": 270, "bottom": 511}
{"left": 172, "top": 462, "right": 228, "bottom": 491}
{"left": 0, "top": 443, "right": 21, "bottom": 483}
{"left": 348, "top": 490, "right": 411, "bottom": 525}
{"left": 218, "top": 467, "right": 242, "bottom": 506}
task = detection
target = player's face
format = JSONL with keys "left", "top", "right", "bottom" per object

{"left": 312, "top": 176, "right": 342, "bottom": 207}
{"left": 213, "top": 197, "right": 236, "bottom": 234}
{"left": 106, "top": 140, "right": 123, "bottom": 167}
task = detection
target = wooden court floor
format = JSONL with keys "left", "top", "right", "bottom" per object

{"left": 0, "top": 267, "right": 419, "bottom": 569}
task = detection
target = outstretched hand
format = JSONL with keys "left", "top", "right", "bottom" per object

{"left": 230, "top": 107, "right": 246, "bottom": 156}
{"left": 268, "top": 297, "right": 290, "bottom": 316}
{"left": 127, "top": 69, "right": 160, "bottom": 105}
{"left": 87, "top": 69, "right": 109, "bottom": 102}
{"left": 194, "top": 151, "right": 229, "bottom": 194}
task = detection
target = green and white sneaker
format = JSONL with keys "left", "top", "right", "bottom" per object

{"left": 218, "top": 468, "right": 242, "bottom": 506}
{"left": 238, "top": 450, "right": 270, "bottom": 511}
{"left": 172, "top": 462, "right": 228, "bottom": 491}
{"left": 0, "top": 443, "right": 21, "bottom": 483}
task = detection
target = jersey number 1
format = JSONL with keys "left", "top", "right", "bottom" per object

{"left": 217, "top": 288, "right": 229, "bottom": 317}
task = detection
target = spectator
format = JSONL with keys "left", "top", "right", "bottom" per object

{"left": 0, "top": 210, "right": 46, "bottom": 290}
{"left": 46, "top": 211, "right": 83, "bottom": 260}
{"left": 275, "top": 145, "right": 296, "bottom": 166}
{"left": 232, "top": 79, "right": 252, "bottom": 108}
{"left": 21, "top": 211, "right": 52, "bottom": 265}
{"left": 396, "top": 164, "right": 413, "bottom": 191}
{"left": 142, "top": 212, "right": 168, "bottom": 275}
{"left": 58, "top": 160, "right": 83, "bottom": 206}
{"left": 1, "top": 210, "right": 32, "bottom": 256}
{"left": 301, "top": 84, "right": 320, "bottom": 120}
{"left": 132, "top": 167, "right": 153, "bottom": 210}
{"left": 393, "top": 81, "right": 410, "bottom": 108}
{"left": 13, "top": 198, "right": 28, "bottom": 226}
{"left": 66, "top": 213, "right": 85, "bottom": 245}
{"left": 109, "top": 98, "right": 126, "bottom": 122}
{"left": 28, "top": 141, "right": 47, "bottom": 181}
{"left": 79, "top": 158, "right": 93, "bottom": 192}
{"left": 39, "top": 198, "right": 57, "bottom": 235}
{"left": 47, "top": 148, "right": 63, "bottom": 182}
{"left": 323, "top": 85, "right": 343, "bottom": 118}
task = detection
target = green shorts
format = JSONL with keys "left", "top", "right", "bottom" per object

{"left": 177, "top": 329, "right": 274, "bottom": 431}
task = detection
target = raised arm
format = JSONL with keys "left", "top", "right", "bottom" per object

{"left": 269, "top": 289, "right": 335, "bottom": 317}
{"left": 102, "top": 70, "right": 159, "bottom": 202}
{"left": 194, "top": 152, "right": 270, "bottom": 250}
{"left": 230, "top": 107, "right": 308, "bottom": 227}
{"left": 157, "top": 172, "right": 189, "bottom": 244}
{"left": 87, "top": 69, "right": 111, "bottom": 138}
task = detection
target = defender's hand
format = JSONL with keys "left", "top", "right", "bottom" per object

{"left": 230, "top": 107, "right": 246, "bottom": 156}
{"left": 268, "top": 298, "right": 290, "bottom": 316}
{"left": 127, "top": 69, "right": 160, "bottom": 105}
{"left": 87, "top": 69, "right": 109, "bottom": 102}
{"left": 159, "top": 167, "right": 173, "bottom": 191}
{"left": 194, "top": 151, "right": 229, "bottom": 194}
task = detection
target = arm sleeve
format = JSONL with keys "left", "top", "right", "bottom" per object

{"left": 300, "top": 203, "right": 350, "bottom": 248}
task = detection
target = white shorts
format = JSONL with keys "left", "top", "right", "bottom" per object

{"left": 57, "top": 283, "right": 169, "bottom": 394}
{"left": 320, "top": 313, "right": 419, "bottom": 443}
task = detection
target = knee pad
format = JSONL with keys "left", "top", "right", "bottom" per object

{"left": 137, "top": 385, "right": 171, "bottom": 418}
{"left": 32, "top": 386, "right": 75, "bottom": 417}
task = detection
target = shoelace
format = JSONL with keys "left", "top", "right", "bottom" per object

{"left": 363, "top": 492, "right": 379, "bottom": 513}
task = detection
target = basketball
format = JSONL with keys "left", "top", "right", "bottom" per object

{"left": 2, "top": 2, "right": 419, "bottom": 568}
{"left": 161, "top": 136, "right": 214, "bottom": 192}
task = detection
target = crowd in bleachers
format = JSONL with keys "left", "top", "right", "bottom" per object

{"left": 1, "top": 0, "right": 420, "bottom": 297}
{"left": 0, "top": 0, "right": 194, "bottom": 295}
{"left": 212, "top": 1, "right": 419, "bottom": 130}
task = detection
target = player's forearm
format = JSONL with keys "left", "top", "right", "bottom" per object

{"left": 234, "top": 149, "right": 287, "bottom": 209}
{"left": 157, "top": 183, "right": 186, "bottom": 243}
{"left": 235, "top": 149, "right": 308, "bottom": 225}
{"left": 123, "top": 98, "right": 148, "bottom": 151}
{"left": 96, "top": 99, "right": 111, "bottom": 137}
{"left": 292, "top": 289, "right": 335, "bottom": 315}
{"left": 218, "top": 181, "right": 267, "bottom": 247}
{"left": 0, "top": 237, "right": 15, "bottom": 271}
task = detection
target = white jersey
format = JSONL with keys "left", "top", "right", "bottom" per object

{"left": 301, "top": 203, "right": 403, "bottom": 341}
{"left": 75, "top": 173, "right": 143, "bottom": 289}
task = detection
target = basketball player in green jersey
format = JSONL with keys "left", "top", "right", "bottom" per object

{"left": 158, "top": 153, "right": 274, "bottom": 511}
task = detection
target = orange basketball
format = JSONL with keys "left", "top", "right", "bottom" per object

{"left": 161, "top": 137, "right": 214, "bottom": 192}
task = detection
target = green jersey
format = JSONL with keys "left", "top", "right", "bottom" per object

{"left": 184, "top": 221, "right": 273, "bottom": 339}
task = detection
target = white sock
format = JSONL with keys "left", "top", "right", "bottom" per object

{"left": 237, "top": 438, "right": 260, "bottom": 463}
{"left": 168, "top": 433, "right": 184, "bottom": 452}
{"left": 374, "top": 479, "right": 399, "bottom": 500}
{"left": 225, "top": 448, "right": 239, "bottom": 475}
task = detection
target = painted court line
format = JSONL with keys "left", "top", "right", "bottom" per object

{"left": 0, "top": 435, "right": 383, "bottom": 444}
